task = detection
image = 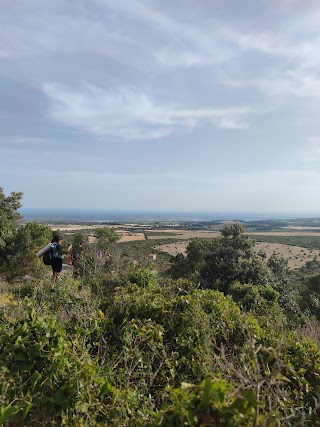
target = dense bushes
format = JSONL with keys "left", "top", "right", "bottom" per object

{"left": 0, "top": 307, "right": 113, "bottom": 426}
{"left": 1, "top": 269, "right": 320, "bottom": 425}
{"left": 107, "top": 276, "right": 264, "bottom": 380}
{"left": 1, "top": 189, "right": 320, "bottom": 425}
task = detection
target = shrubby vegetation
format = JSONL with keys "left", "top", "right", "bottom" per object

{"left": 1, "top": 187, "right": 320, "bottom": 425}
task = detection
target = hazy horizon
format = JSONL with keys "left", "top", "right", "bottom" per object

{"left": 20, "top": 207, "right": 320, "bottom": 223}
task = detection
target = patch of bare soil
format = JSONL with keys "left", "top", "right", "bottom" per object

{"left": 248, "top": 231, "right": 320, "bottom": 236}
{"left": 118, "top": 233, "right": 145, "bottom": 242}
{"left": 155, "top": 241, "right": 320, "bottom": 270}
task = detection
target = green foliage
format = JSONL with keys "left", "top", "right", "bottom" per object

{"left": 169, "top": 239, "right": 215, "bottom": 280}
{"left": 2, "top": 222, "right": 52, "bottom": 280}
{"left": 279, "top": 333, "right": 320, "bottom": 423}
{"left": 152, "top": 378, "right": 261, "bottom": 427}
{"left": 116, "top": 238, "right": 174, "bottom": 269}
{"left": 129, "top": 267, "right": 156, "bottom": 287}
{"left": 0, "top": 306, "right": 114, "bottom": 426}
{"left": 109, "top": 319, "right": 169, "bottom": 426}
{"left": 94, "top": 227, "right": 119, "bottom": 251}
{"left": 10, "top": 277, "right": 107, "bottom": 355}
{"left": 200, "top": 225, "right": 274, "bottom": 292}
{"left": 267, "top": 254, "right": 289, "bottom": 290}
{"left": 71, "top": 228, "right": 119, "bottom": 285}
{"left": 2, "top": 189, "right": 320, "bottom": 425}
{"left": 71, "top": 230, "right": 89, "bottom": 253}
{"left": 0, "top": 188, "right": 23, "bottom": 251}
{"left": 300, "top": 274, "right": 320, "bottom": 319}
{"left": 107, "top": 275, "right": 263, "bottom": 386}
{"left": 229, "top": 282, "right": 280, "bottom": 314}
{"left": 169, "top": 253, "right": 191, "bottom": 279}
{"left": 1, "top": 270, "right": 320, "bottom": 425}
{"left": 152, "top": 332, "right": 320, "bottom": 426}
{"left": 169, "top": 225, "right": 291, "bottom": 301}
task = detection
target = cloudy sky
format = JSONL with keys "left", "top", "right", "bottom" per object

{"left": 1, "top": 0, "right": 320, "bottom": 215}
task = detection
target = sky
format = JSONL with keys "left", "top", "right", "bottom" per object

{"left": 1, "top": 0, "right": 320, "bottom": 215}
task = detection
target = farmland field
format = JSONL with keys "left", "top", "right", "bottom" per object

{"left": 50, "top": 222, "right": 320, "bottom": 270}
{"left": 154, "top": 240, "right": 320, "bottom": 269}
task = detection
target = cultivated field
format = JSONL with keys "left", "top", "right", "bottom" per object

{"left": 154, "top": 240, "right": 320, "bottom": 269}
{"left": 51, "top": 224, "right": 320, "bottom": 269}
{"left": 147, "top": 230, "right": 221, "bottom": 239}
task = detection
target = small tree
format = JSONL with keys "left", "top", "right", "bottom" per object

{"left": 200, "top": 224, "right": 272, "bottom": 292}
{"left": 3, "top": 222, "right": 52, "bottom": 280}
{"left": 169, "top": 239, "right": 216, "bottom": 280}
{"left": 267, "top": 254, "right": 289, "bottom": 291}
{"left": 94, "top": 227, "right": 119, "bottom": 252}
{"left": 71, "top": 230, "right": 89, "bottom": 254}
{"left": 0, "top": 188, "right": 23, "bottom": 264}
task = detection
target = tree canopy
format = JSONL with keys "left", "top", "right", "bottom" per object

{"left": 170, "top": 223, "right": 289, "bottom": 295}
{"left": 0, "top": 187, "right": 23, "bottom": 250}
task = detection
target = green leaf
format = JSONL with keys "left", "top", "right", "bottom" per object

{"left": 0, "top": 405, "right": 19, "bottom": 424}
{"left": 31, "top": 370, "right": 42, "bottom": 390}
{"left": 202, "top": 378, "right": 213, "bottom": 407}
{"left": 15, "top": 352, "right": 27, "bottom": 361}
{"left": 21, "top": 401, "right": 33, "bottom": 419}
{"left": 240, "top": 389, "right": 260, "bottom": 407}
{"left": 100, "top": 381, "right": 112, "bottom": 398}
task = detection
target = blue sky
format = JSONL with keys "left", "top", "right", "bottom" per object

{"left": 1, "top": 0, "right": 320, "bottom": 214}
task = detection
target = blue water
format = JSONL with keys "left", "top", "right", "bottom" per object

{"left": 19, "top": 208, "right": 311, "bottom": 224}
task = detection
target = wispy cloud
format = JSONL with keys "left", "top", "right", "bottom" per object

{"left": 0, "top": 0, "right": 233, "bottom": 70}
{"left": 42, "top": 82, "right": 252, "bottom": 139}
{"left": 224, "top": 28, "right": 313, "bottom": 60}
{"left": 222, "top": 69, "right": 320, "bottom": 100}
{"left": 0, "top": 136, "right": 50, "bottom": 144}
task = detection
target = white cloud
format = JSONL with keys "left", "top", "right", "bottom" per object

{"left": 0, "top": 136, "right": 50, "bottom": 144}
{"left": 42, "top": 82, "right": 252, "bottom": 139}
{"left": 223, "top": 69, "right": 320, "bottom": 100}
{"left": 224, "top": 28, "right": 311, "bottom": 60}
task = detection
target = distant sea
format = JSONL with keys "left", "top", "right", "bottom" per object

{"left": 19, "top": 209, "right": 309, "bottom": 224}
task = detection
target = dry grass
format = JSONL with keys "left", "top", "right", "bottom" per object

{"left": 296, "top": 319, "right": 320, "bottom": 347}
{"left": 147, "top": 230, "right": 221, "bottom": 240}
{"left": 51, "top": 224, "right": 123, "bottom": 231}
{"left": 154, "top": 240, "right": 320, "bottom": 270}
{"left": 118, "top": 233, "right": 145, "bottom": 242}
{"left": 248, "top": 231, "right": 320, "bottom": 236}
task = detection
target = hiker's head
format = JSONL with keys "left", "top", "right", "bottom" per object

{"left": 51, "top": 234, "right": 62, "bottom": 244}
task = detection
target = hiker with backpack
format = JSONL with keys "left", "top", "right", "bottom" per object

{"left": 36, "top": 234, "right": 69, "bottom": 282}
{"left": 51, "top": 234, "right": 64, "bottom": 283}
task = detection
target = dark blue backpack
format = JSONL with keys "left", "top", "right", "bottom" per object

{"left": 43, "top": 248, "right": 52, "bottom": 265}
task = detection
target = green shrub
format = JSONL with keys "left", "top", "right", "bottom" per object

{"left": 106, "top": 277, "right": 263, "bottom": 386}
{"left": 0, "top": 307, "right": 114, "bottom": 426}
{"left": 229, "top": 282, "right": 280, "bottom": 315}
{"left": 151, "top": 378, "right": 271, "bottom": 427}
{"left": 1, "top": 222, "right": 52, "bottom": 281}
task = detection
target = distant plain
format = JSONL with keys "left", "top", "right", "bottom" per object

{"left": 49, "top": 223, "right": 320, "bottom": 270}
